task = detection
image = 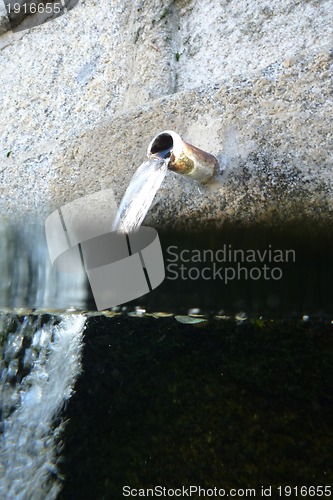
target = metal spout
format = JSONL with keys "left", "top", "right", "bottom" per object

{"left": 147, "top": 130, "right": 219, "bottom": 183}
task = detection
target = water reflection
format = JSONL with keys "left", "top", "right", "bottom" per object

{"left": 0, "top": 222, "right": 87, "bottom": 311}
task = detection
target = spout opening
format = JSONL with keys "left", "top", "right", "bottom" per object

{"left": 147, "top": 130, "right": 218, "bottom": 183}
{"left": 149, "top": 133, "right": 173, "bottom": 159}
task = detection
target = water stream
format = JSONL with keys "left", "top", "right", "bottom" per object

{"left": 112, "top": 156, "right": 169, "bottom": 232}
{"left": 0, "top": 314, "right": 86, "bottom": 499}
{"left": 0, "top": 155, "right": 169, "bottom": 498}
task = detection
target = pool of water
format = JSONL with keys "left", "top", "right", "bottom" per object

{"left": 1, "top": 221, "right": 332, "bottom": 318}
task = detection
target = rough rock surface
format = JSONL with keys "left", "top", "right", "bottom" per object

{"left": 0, "top": 0, "right": 332, "bottom": 228}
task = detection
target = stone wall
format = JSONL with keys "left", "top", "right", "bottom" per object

{"left": 1, "top": 0, "right": 332, "bottom": 228}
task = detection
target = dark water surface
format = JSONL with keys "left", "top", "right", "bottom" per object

{"left": 1, "top": 222, "right": 332, "bottom": 317}
{"left": 59, "top": 316, "right": 333, "bottom": 499}
{"left": 79, "top": 222, "right": 333, "bottom": 318}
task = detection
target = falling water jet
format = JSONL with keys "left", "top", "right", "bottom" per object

{"left": 112, "top": 157, "right": 169, "bottom": 233}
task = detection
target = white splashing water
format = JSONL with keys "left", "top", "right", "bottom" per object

{"left": 0, "top": 314, "right": 86, "bottom": 499}
{"left": 112, "top": 157, "right": 169, "bottom": 232}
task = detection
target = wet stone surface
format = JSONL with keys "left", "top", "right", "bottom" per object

{"left": 59, "top": 316, "right": 333, "bottom": 499}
